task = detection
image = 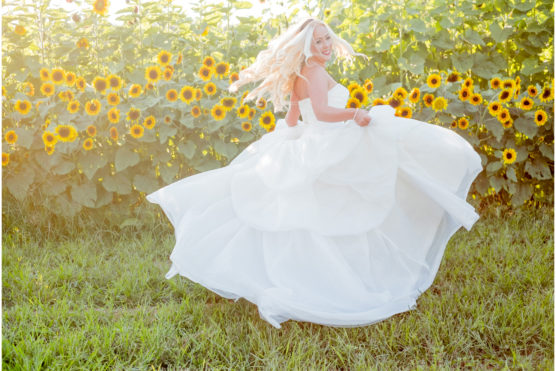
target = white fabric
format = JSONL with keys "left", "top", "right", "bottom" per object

{"left": 146, "top": 83, "right": 483, "bottom": 329}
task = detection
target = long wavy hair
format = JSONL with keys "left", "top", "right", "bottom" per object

{"left": 228, "top": 18, "right": 368, "bottom": 112}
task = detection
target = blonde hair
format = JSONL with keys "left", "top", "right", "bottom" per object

{"left": 228, "top": 18, "right": 368, "bottom": 112}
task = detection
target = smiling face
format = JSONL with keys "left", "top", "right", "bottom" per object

{"left": 310, "top": 24, "right": 332, "bottom": 63}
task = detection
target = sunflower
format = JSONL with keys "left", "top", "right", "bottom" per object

{"left": 346, "top": 97, "right": 361, "bottom": 108}
{"left": 450, "top": 120, "right": 458, "bottom": 129}
{"left": 43, "top": 144, "right": 53, "bottom": 155}
{"left": 51, "top": 68, "right": 66, "bottom": 84}
{"left": 203, "top": 56, "right": 216, "bottom": 68}
{"left": 109, "top": 127, "right": 118, "bottom": 140}
{"left": 92, "top": 0, "right": 109, "bottom": 16}
{"left": 67, "top": 100, "right": 79, "bottom": 113}
{"left": 85, "top": 99, "right": 101, "bottom": 115}
{"left": 502, "top": 118, "right": 513, "bottom": 129}
{"left": 458, "top": 117, "right": 469, "bottom": 130}
{"left": 92, "top": 76, "right": 107, "bottom": 94}
{"left": 490, "top": 77, "right": 502, "bottom": 89}
{"left": 502, "top": 148, "right": 517, "bottom": 165}
{"left": 163, "top": 67, "right": 173, "bottom": 81}
{"left": 14, "top": 25, "right": 26, "bottom": 35}
{"left": 363, "top": 79, "right": 374, "bottom": 94}
{"left": 128, "top": 84, "right": 142, "bottom": 98}
{"left": 488, "top": 101, "right": 502, "bottom": 116}
{"left": 204, "top": 108, "right": 210, "bottom": 116}
{"left": 199, "top": 65, "right": 213, "bottom": 81}
{"left": 166, "top": 89, "right": 178, "bottom": 102}
{"left": 86, "top": 125, "right": 97, "bottom": 137}
{"left": 82, "top": 138, "right": 94, "bottom": 151}
{"left": 126, "top": 107, "right": 141, "bottom": 122}
{"left": 513, "top": 83, "right": 521, "bottom": 99}
{"left": 347, "top": 82, "right": 360, "bottom": 94}
{"left": 65, "top": 72, "right": 76, "bottom": 86}
{"left": 75, "top": 77, "right": 86, "bottom": 91}
{"left": 204, "top": 82, "right": 217, "bottom": 96}
{"left": 143, "top": 115, "right": 156, "bottom": 129}
{"left": 55, "top": 124, "right": 78, "bottom": 142}
{"left": 423, "top": 93, "right": 434, "bottom": 107}
{"left": 539, "top": 85, "right": 554, "bottom": 103}
{"left": 107, "top": 107, "right": 120, "bottom": 123}
{"left": 145, "top": 66, "right": 162, "bottom": 84}
{"left": 409, "top": 88, "right": 420, "bottom": 103}
{"left": 393, "top": 87, "right": 408, "bottom": 101}
{"left": 58, "top": 91, "right": 69, "bottom": 102}
{"left": 106, "top": 74, "right": 122, "bottom": 91}
{"left": 431, "top": 96, "right": 448, "bottom": 112}
{"left": 2, "top": 152, "right": 9, "bottom": 166}
{"left": 502, "top": 79, "right": 515, "bottom": 91}
{"left": 458, "top": 87, "right": 471, "bottom": 101}
{"left": 214, "top": 62, "right": 230, "bottom": 78}
{"left": 76, "top": 37, "right": 89, "bottom": 48}
{"left": 351, "top": 87, "right": 369, "bottom": 105}
{"left": 177, "top": 52, "right": 183, "bottom": 64}
{"left": 107, "top": 92, "right": 120, "bottom": 106}
{"left": 372, "top": 98, "right": 387, "bottom": 106}
{"left": 446, "top": 71, "right": 460, "bottom": 83}
{"left": 241, "top": 90, "right": 249, "bottom": 104}
{"left": 145, "top": 82, "right": 154, "bottom": 91}
{"left": 259, "top": 111, "right": 275, "bottom": 131}
{"left": 388, "top": 96, "right": 402, "bottom": 108}
{"left": 2, "top": 86, "right": 6, "bottom": 97}
{"left": 164, "top": 115, "right": 172, "bottom": 124}
{"left": 5, "top": 130, "right": 17, "bottom": 144}
{"left": 220, "top": 97, "right": 237, "bottom": 111}
{"left": 426, "top": 73, "right": 441, "bottom": 89}
{"left": 534, "top": 109, "right": 548, "bottom": 126}
{"left": 191, "top": 105, "right": 201, "bottom": 118}
{"left": 14, "top": 100, "right": 31, "bottom": 115}
{"left": 237, "top": 104, "right": 249, "bottom": 118}
{"left": 248, "top": 108, "right": 255, "bottom": 120}
{"left": 469, "top": 93, "right": 483, "bottom": 105}
{"left": 129, "top": 124, "right": 144, "bottom": 138}
{"left": 498, "top": 89, "right": 513, "bottom": 103}
{"left": 519, "top": 97, "right": 534, "bottom": 110}
{"left": 40, "top": 68, "right": 50, "bottom": 81}
{"left": 497, "top": 108, "right": 510, "bottom": 123}
{"left": 229, "top": 72, "right": 239, "bottom": 84}
{"left": 241, "top": 121, "right": 252, "bottom": 131}
{"left": 201, "top": 26, "right": 209, "bottom": 36}
{"left": 179, "top": 86, "right": 195, "bottom": 103}
{"left": 211, "top": 104, "right": 226, "bottom": 121}
{"left": 395, "top": 106, "right": 412, "bottom": 118}
{"left": 157, "top": 50, "right": 172, "bottom": 66}
{"left": 195, "top": 88, "right": 202, "bottom": 101}
{"left": 256, "top": 97, "right": 267, "bottom": 110}
{"left": 24, "top": 82, "right": 35, "bottom": 96}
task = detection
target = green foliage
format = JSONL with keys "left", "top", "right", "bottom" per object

{"left": 1, "top": 0, "right": 554, "bottom": 223}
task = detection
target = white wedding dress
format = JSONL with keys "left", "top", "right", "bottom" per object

{"left": 146, "top": 83, "right": 483, "bottom": 329}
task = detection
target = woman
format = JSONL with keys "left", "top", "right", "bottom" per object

{"left": 147, "top": 18, "right": 483, "bottom": 329}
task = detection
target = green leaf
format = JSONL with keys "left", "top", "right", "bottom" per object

{"left": 80, "top": 152, "right": 108, "bottom": 180}
{"left": 539, "top": 143, "right": 554, "bottom": 160}
{"left": 6, "top": 166, "right": 35, "bottom": 200}
{"left": 511, "top": 182, "right": 533, "bottom": 206}
{"left": 178, "top": 141, "right": 196, "bottom": 160}
{"left": 409, "top": 19, "right": 426, "bottom": 33}
{"left": 506, "top": 166, "right": 517, "bottom": 182}
{"left": 431, "top": 32, "right": 452, "bottom": 49}
{"left": 115, "top": 147, "right": 140, "bottom": 172}
{"left": 463, "top": 29, "right": 485, "bottom": 46}
{"left": 473, "top": 55, "right": 500, "bottom": 78}
{"left": 524, "top": 158, "right": 552, "bottom": 180}
{"left": 13, "top": 127, "right": 34, "bottom": 149}
{"left": 194, "top": 158, "right": 221, "bottom": 172}
{"left": 451, "top": 53, "right": 474, "bottom": 73}
{"left": 514, "top": 0, "right": 535, "bottom": 12}
{"left": 102, "top": 172, "right": 132, "bottom": 195}
{"left": 489, "top": 23, "right": 513, "bottom": 43}
{"left": 133, "top": 174, "right": 159, "bottom": 193}
{"left": 489, "top": 175, "right": 505, "bottom": 192}
{"left": 41, "top": 177, "right": 67, "bottom": 196}
{"left": 513, "top": 117, "right": 538, "bottom": 138}
{"left": 52, "top": 159, "right": 75, "bottom": 175}
{"left": 159, "top": 164, "right": 179, "bottom": 184}
{"left": 70, "top": 182, "right": 97, "bottom": 208}
{"left": 473, "top": 173, "right": 489, "bottom": 195}
{"left": 487, "top": 161, "right": 502, "bottom": 173}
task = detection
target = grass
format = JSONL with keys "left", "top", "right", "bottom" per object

{"left": 2, "top": 205, "right": 553, "bottom": 370}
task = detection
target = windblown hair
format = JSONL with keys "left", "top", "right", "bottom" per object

{"left": 228, "top": 17, "right": 368, "bottom": 112}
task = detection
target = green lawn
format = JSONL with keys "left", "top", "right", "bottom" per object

{"left": 2, "top": 206, "right": 553, "bottom": 370}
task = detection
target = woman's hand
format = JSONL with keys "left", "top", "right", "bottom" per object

{"left": 354, "top": 109, "right": 371, "bottom": 127}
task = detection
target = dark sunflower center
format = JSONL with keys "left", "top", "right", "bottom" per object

{"left": 110, "top": 78, "right": 119, "bottom": 87}
{"left": 161, "top": 55, "right": 168, "bottom": 63}
{"left": 59, "top": 127, "right": 70, "bottom": 137}
{"left": 216, "top": 65, "right": 226, "bottom": 74}
{"left": 95, "top": 81, "right": 106, "bottom": 91}
{"left": 53, "top": 72, "right": 63, "bottom": 81}
{"left": 130, "top": 111, "right": 139, "bottom": 120}
{"left": 149, "top": 70, "right": 158, "bottom": 79}
{"left": 263, "top": 116, "right": 270, "bottom": 124}
{"left": 202, "top": 69, "right": 209, "bottom": 76}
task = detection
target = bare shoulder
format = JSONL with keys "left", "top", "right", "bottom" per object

{"left": 301, "top": 63, "right": 327, "bottom": 80}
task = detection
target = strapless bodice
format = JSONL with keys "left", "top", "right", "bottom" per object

{"left": 297, "top": 84, "right": 350, "bottom": 125}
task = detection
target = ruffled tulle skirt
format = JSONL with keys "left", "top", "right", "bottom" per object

{"left": 146, "top": 104, "right": 483, "bottom": 328}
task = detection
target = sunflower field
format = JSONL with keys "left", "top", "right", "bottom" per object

{"left": 2, "top": 0, "right": 554, "bottom": 226}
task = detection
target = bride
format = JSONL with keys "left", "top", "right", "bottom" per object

{"left": 147, "top": 17, "right": 483, "bottom": 329}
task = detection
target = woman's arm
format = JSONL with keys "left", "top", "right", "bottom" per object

{"left": 305, "top": 66, "right": 358, "bottom": 122}
{"left": 285, "top": 99, "right": 301, "bottom": 127}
